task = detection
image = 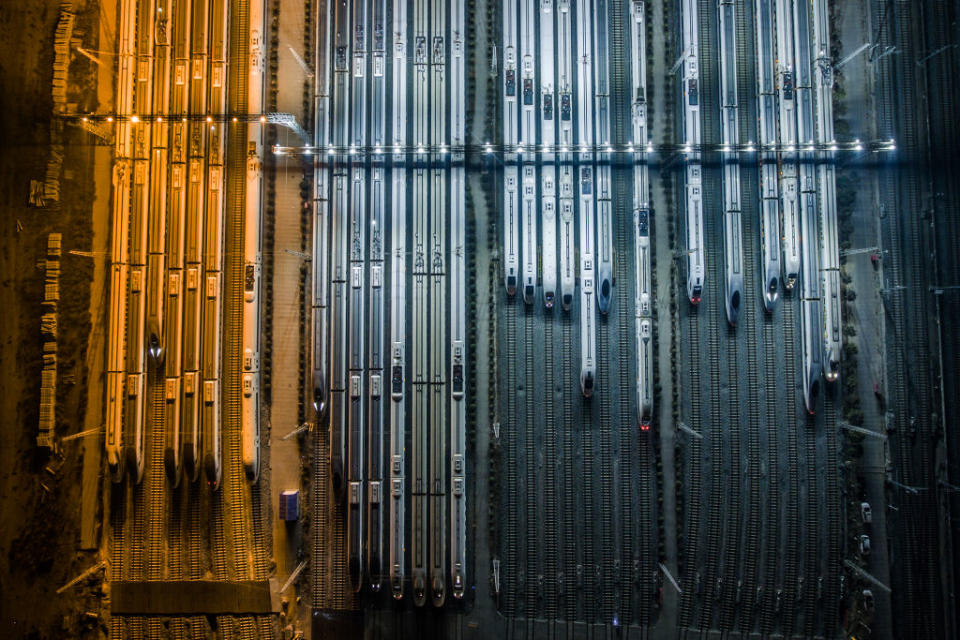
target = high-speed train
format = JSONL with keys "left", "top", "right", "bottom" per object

{"left": 106, "top": 0, "right": 136, "bottom": 484}
{"left": 521, "top": 165, "right": 537, "bottom": 304}
{"left": 181, "top": 29, "right": 208, "bottom": 485}
{"left": 329, "top": 0, "right": 351, "bottom": 505}
{"left": 449, "top": 0, "right": 467, "bottom": 600}
{"left": 795, "top": 0, "right": 824, "bottom": 418}
{"left": 557, "top": 0, "right": 575, "bottom": 312}
{"left": 680, "top": 0, "right": 704, "bottom": 305}
{"left": 163, "top": 0, "right": 190, "bottom": 487}
{"left": 576, "top": 0, "right": 597, "bottom": 397}
{"left": 634, "top": 208, "right": 654, "bottom": 428}
{"left": 146, "top": 0, "right": 170, "bottom": 365}
{"left": 504, "top": 170, "right": 519, "bottom": 297}
{"left": 755, "top": 0, "right": 781, "bottom": 312}
{"left": 242, "top": 0, "right": 266, "bottom": 484}
{"left": 388, "top": 0, "right": 408, "bottom": 601}
{"left": 540, "top": 0, "right": 558, "bottom": 309}
{"left": 124, "top": 0, "right": 157, "bottom": 485}
{"left": 631, "top": 0, "right": 654, "bottom": 429}
{"left": 346, "top": 0, "right": 369, "bottom": 592}
{"left": 312, "top": 0, "right": 332, "bottom": 424}
{"left": 593, "top": 0, "right": 613, "bottom": 315}
{"left": 718, "top": 0, "right": 744, "bottom": 326}
{"left": 520, "top": 0, "right": 537, "bottom": 306}
{"left": 579, "top": 166, "right": 597, "bottom": 398}
{"left": 410, "top": 0, "right": 430, "bottom": 607}
{"left": 201, "top": 0, "right": 229, "bottom": 490}
{"left": 559, "top": 195, "right": 575, "bottom": 310}
{"left": 502, "top": 3, "right": 520, "bottom": 297}
{"left": 366, "top": 0, "right": 388, "bottom": 593}
{"left": 776, "top": 0, "right": 801, "bottom": 292}
{"left": 811, "top": 0, "right": 841, "bottom": 382}
{"left": 800, "top": 191, "right": 823, "bottom": 415}
{"left": 428, "top": 0, "right": 452, "bottom": 607}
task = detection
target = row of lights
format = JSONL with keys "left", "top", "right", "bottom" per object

{"left": 273, "top": 139, "right": 896, "bottom": 156}
{"left": 77, "top": 114, "right": 270, "bottom": 124}
{"left": 71, "top": 115, "right": 898, "bottom": 155}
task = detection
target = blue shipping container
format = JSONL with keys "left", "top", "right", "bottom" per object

{"left": 279, "top": 490, "right": 299, "bottom": 521}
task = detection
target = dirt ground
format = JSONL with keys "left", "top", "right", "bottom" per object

{"left": 0, "top": 1, "right": 106, "bottom": 637}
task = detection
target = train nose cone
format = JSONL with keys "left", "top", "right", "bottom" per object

{"left": 453, "top": 572, "right": 465, "bottom": 599}
{"left": 413, "top": 576, "right": 427, "bottom": 606}
{"left": 764, "top": 278, "right": 779, "bottom": 312}
{"left": 597, "top": 278, "right": 612, "bottom": 314}
{"left": 431, "top": 576, "right": 446, "bottom": 607}
{"left": 505, "top": 275, "right": 517, "bottom": 296}
{"left": 544, "top": 292, "right": 555, "bottom": 309}
{"left": 581, "top": 372, "right": 595, "bottom": 398}
{"left": 523, "top": 284, "right": 535, "bottom": 304}
{"left": 392, "top": 578, "right": 404, "bottom": 600}
{"left": 727, "top": 294, "right": 740, "bottom": 326}
{"left": 148, "top": 333, "right": 164, "bottom": 364}
{"left": 562, "top": 293, "right": 573, "bottom": 310}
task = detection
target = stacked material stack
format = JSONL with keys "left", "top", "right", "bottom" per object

{"left": 45, "top": 4, "right": 77, "bottom": 205}
{"left": 38, "top": 233, "right": 62, "bottom": 449}
{"left": 51, "top": 8, "right": 75, "bottom": 114}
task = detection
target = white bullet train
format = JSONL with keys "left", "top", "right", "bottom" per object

{"left": 242, "top": 0, "right": 266, "bottom": 484}
{"left": 680, "top": 0, "right": 704, "bottom": 306}
{"left": 776, "top": 0, "right": 801, "bottom": 292}
{"left": 502, "top": 0, "right": 520, "bottom": 297}
{"left": 540, "top": 0, "right": 558, "bottom": 309}
{"left": 576, "top": 0, "right": 597, "bottom": 397}
{"left": 631, "top": 0, "right": 654, "bottom": 429}
{"left": 811, "top": 0, "right": 841, "bottom": 382}
{"left": 718, "top": 0, "right": 744, "bottom": 326}
{"left": 755, "top": 0, "right": 781, "bottom": 312}
{"left": 557, "top": 0, "right": 576, "bottom": 312}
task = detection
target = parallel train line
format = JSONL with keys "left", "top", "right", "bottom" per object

{"left": 781, "top": 288, "right": 801, "bottom": 633}
{"left": 734, "top": 0, "right": 764, "bottom": 632}
{"left": 524, "top": 306, "right": 537, "bottom": 618}
{"left": 696, "top": 0, "right": 727, "bottom": 630}
{"left": 542, "top": 317, "right": 558, "bottom": 618}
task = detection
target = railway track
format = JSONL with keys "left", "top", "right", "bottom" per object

{"left": 542, "top": 317, "right": 558, "bottom": 619}
{"left": 780, "top": 290, "right": 800, "bottom": 634}
{"left": 695, "top": 0, "right": 728, "bottom": 631}
{"left": 614, "top": 168, "right": 639, "bottom": 628}
{"left": 858, "top": 0, "right": 931, "bottom": 635}
{"left": 801, "top": 376, "right": 819, "bottom": 636}
{"left": 822, "top": 393, "right": 841, "bottom": 635}
{"left": 561, "top": 316, "right": 576, "bottom": 622}
{"left": 607, "top": 1, "right": 646, "bottom": 627}
{"left": 580, "top": 329, "right": 596, "bottom": 623}
{"left": 758, "top": 311, "right": 780, "bottom": 635}
{"left": 698, "top": 192, "right": 725, "bottom": 634}
{"left": 924, "top": 0, "right": 960, "bottom": 632}
{"left": 739, "top": 191, "right": 764, "bottom": 636}
{"left": 893, "top": 2, "right": 940, "bottom": 636}
{"left": 502, "top": 299, "right": 519, "bottom": 615}
{"left": 523, "top": 306, "right": 537, "bottom": 618}
{"left": 718, "top": 250, "right": 743, "bottom": 634}
{"left": 677, "top": 206, "right": 702, "bottom": 630}
{"left": 147, "top": 368, "right": 166, "bottom": 581}
{"left": 734, "top": 0, "right": 763, "bottom": 632}
{"left": 225, "top": 0, "right": 251, "bottom": 575}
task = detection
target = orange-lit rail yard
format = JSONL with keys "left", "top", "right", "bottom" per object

{"left": 3, "top": 0, "right": 960, "bottom": 639}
